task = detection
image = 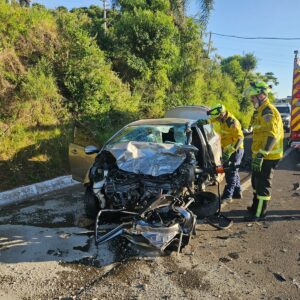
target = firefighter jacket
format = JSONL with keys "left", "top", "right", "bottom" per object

{"left": 252, "top": 99, "right": 284, "bottom": 160}
{"left": 211, "top": 112, "right": 244, "bottom": 150}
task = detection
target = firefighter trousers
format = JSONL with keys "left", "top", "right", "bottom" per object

{"left": 222, "top": 148, "right": 244, "bottom": 199}
{"left": 250, "top": 159, "right": 280, "bottom": 217}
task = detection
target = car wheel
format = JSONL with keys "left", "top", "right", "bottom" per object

{"left": 189, "top": 191, "right": 219, "bottom": 218}
{"left": 84, "top": 187, "right": 100, "bottom": 219}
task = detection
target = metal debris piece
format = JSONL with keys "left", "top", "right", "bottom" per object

{"left": 292, "top": 182, "right": 300, "bottom": 191}
{"left": 273, "top": 272, "right": 286, "bottom": 282}
{"left": 95, "top": 195, "right": 196, "bottom": 253}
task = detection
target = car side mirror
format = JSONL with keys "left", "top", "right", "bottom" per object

{"left": 85, "top": 145, "right": 99, "bottom": 155}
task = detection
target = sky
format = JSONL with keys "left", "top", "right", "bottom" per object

{"left": 198, "top": 0, "right": 300, "bottom": 99}
{"left": 32, "top": 0, "right": 300, "bottom": 98}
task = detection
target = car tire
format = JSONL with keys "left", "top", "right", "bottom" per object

{"left": 189, "top": 191, "right": 219, "bottom": 218}
{"left": 84, "top": 187, "right": 100, "bottom": 219}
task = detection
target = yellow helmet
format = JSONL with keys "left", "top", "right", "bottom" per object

{"left": 207, "top": 103, "right": 226, "bottom": 119}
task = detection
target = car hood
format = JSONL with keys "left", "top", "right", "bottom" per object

{"left": 105, "top": 141, "right": 196, "bottom": 176}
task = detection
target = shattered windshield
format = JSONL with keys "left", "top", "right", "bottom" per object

{"left": 108, "top": 124, "right": 187, "bottom": 146}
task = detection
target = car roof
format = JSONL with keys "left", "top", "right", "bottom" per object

{"left": 275, "top": 103, "right": 290, "bottom": 107}
{"left": 127, "top": 118, "right": 196, "bottom": 126}
{"left": 165, "top": 105, "right": 209, "bottom": 120}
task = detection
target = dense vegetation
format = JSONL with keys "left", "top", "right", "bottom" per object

{"left": 0, "top": 0, "right": 277, "bottom": 190}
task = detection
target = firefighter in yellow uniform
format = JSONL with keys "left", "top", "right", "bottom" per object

{"left": 207, "top": 104, "right": 244, "bottom": 204}
{"left": 244, "top": 82, "right": 284, "bottom": 221}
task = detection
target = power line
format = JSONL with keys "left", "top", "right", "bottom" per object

{"left": 211, "top": 32, "right": 300, "bottom": 40}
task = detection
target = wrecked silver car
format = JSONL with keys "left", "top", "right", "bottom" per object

{"left": 70, "top": 112, "right": 226, "bottom": 251}
{"left": 95, "top": 194, "right": 197, "bottom": 253}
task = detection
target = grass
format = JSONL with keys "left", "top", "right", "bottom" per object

{"left": 0, "top": 122, "right": 72, "bottom": 191}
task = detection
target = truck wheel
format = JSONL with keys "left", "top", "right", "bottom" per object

{"left": 84, "top": 187, "right": 100, "bottom": 219}
{"left": 189, "top": 191, "right": 219, "bottom": 218}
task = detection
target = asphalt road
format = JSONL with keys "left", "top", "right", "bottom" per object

{"left": 0, "top": 135, "right": 299, "bottom": 299}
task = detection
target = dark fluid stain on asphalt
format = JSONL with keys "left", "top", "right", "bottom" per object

{"left": 0, "top": 207, "right": 76, "bottom": 228}
{"left": 67, "top": 236, "right": 154, "bottom": 269}
{"left": 47, "top": 248, "right": 69, "bottom": 257}
{"left": 73, "top": 243, "right": 90, "bottom": 252}
{"left": 73, "top": 236, "right": 94, "bottom": 253}
{"left": 67, "top": 256, "right": 104, "bottom": 268}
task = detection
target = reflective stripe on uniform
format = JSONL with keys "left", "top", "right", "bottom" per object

{"left": 255, "top": 196, "right": 270, "bottom": 217}
{"left": 258, "top": 148, "right": 283, "bottom": 155}
{"left": 257, "top": 195, "right": 271, "bottom": 201}
{"left": 258, "top": 149, "right": 269, "bottom": 157}
{"left": 256, "top": 199, "right": 264, "bottom": 217}
{"left": 253, "top": 147, "right": 283, "bottom": 156}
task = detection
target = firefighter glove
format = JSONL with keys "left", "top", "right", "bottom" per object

{"left": 223, "top": 145, "right": 235, "bottom": 162}
{"left": 252, "top": 153, "right": 264, "bottom": 172}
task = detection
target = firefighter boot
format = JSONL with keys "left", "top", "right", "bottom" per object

{"left": 244, "top": 199, "right": 268, "bottom": 222}
{"left": 233, "top": 188, "right": 243, "bottom": 199}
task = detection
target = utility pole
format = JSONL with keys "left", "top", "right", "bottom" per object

{"left": 103, "top": 0, "right": 107, "bottom": 32}
{"left": 207, "top": 32, "right": 212, "bottom": 58}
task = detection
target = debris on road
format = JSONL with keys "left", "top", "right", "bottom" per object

{"left": 292, "top": 278, "right": 300, "bottom": 289}
{"left": 273, "top": 272, "right": 287, "bottom": 282}
{"left": 292, "top": 182, "right": 300, "bottom": 191}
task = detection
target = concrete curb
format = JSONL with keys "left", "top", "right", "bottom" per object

{"left": 0, "top": 175, "right": 80, "bottom": 208}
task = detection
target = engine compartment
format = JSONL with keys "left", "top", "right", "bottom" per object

{"left": 90, "top": 144, "right": 198, "bottom": 211}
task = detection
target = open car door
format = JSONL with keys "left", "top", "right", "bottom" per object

{"left": 69, "top": 124, "right": 99, "bottom": 182}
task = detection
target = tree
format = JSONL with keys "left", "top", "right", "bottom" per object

{"left": 170, "top": 0, "right": 214, "bottom": 26}
{"left": 19, "top": 0, "right": 30, "bottom": 7}
{"left": 240, "top": 53, "right": 257, "bottom": 93}
{"left": 259, "top": 72, "right": 279, "bottom": 86}
{"left": 221, "top": 56, "right": 244, "bottom": 87}
{"left": 221, "top": 53, "right": 257, "bottom": 93}
{"left": 112, "top": 0, "right": 214, "bottom": 26}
